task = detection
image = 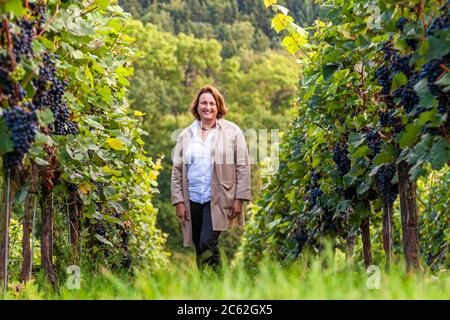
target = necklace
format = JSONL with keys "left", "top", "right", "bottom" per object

{"left": 201, "top": 122, "right": 216, "bottom": 131}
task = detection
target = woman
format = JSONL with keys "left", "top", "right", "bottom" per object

{"left": 170, "top": 85, "right": 251, "bottom": 271}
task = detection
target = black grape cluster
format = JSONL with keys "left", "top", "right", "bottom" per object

{"left": 0, "top": 53, "right": 25, "bottom": 105}
{"left": 332, "top": 143, "right": 351, "bottom": 177}
{"left": 395, "top": 17, "right": 407, "bottom": 32}
{"left": 2, "top": 106, "right": 37, "bottom": 169}
{"left": 376, "top": 12, "right": 449, "bottom": 119}
{"left": 392, "top": 82, "right": 420, "bottom": 114}
{"left": 419, "top": 57, "right": 448, "bottom": 95}
{"left": 379, "top": 110, "right": 395, "bottom": 127}
{"left": 67, "top": 183, "right": 78, "bottom": 193}
{"left": 29, "top": 1, "right": 47, "bottom": 32}
{"left": 308, "top": 171, "right": 322, "bottom": 208}
{"left": 12, "top": 19, "right": 35, "bottom": 62}
{"left": 395, "top": 18, "right": 418, "bottom": 50}
{"left": 294, "top": 231, "right": 308, "bottom": 257}
{"left": 375, "top": 66, "right": 391, "bottom": 96}
{"left": 376, "top": 164, "right": 398, "bottom": 205}
{"left": 427, "top": 6, "right": 450, "bottom": 36}
{"left": 366, "top": 129, "right": 381, "bottom": 157}
{"left": 417, "top": 54, "right": 450, "bottom": 116}
{"left": 95, "top": 221, "right": 107, "bottom": 237}
{"left": 33, "top": 53, "right": 78, "bottom": 135}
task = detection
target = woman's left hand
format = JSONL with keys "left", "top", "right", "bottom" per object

{"left": 228, "top": 199, "right": 243, "bottom": 220}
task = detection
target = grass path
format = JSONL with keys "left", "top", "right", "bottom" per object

{"left": 7, "top": 253, "right": 449, "bottom": 300}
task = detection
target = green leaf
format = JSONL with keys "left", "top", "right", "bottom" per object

{"left": 2, "top": 0, "right": 24, "bottom": 16}
{"left": 391, "top": 72, "right": 408, "bottom": 91}
{"left": 14, "top": 184, "right": 29, "bottom": 205}
{"left": 399, "top": 123, "right": 421, "bottom": 148}
{"left": 354, "top": 201, "right": 370, "bottom": 219}
{"left": 98, "top": 85, "right": 112, "bottom": 103}
{"left": 414, "top": 79, "right": 435, "bottom": 110}
{"left": 0, "top": 118, "right": 13, "bottom": 154}
{"left": 34, "top": 132, "right": 54, "bottom": 145}
{"left": 430, "top": 137, "right": 450, "bottom": 170}
{"left": 352, "top": 146, "right": 371, "bottom": 159}
{"left": 417, "top": 110, "right": 435, "bottom": 126}
{"left": 357, "top": 180, "right": 371, "bottom": 195}
{"left": 108, "top": 200, "right": 129, "bottom": 212}
{"left": 373, "top": 144, "right": 397, "bottom": 165}
{"left": 271, "top": 13, "right": 294, "bottom": 33}
{"left": 264, "top": 0, "right": 277, "bottom": 8}
{"left": 348, "top": 132, "right": 365, "bottom": 148}
{"left": 95, "top": 234, "right": 113, "bottom": 247}
{"left": 71, "top": 50, "right": 84, "bottom": 60}
{"left": 282, "top": 34, "right": 300, "bottom": 54}
{"left": 84, "top": 117, "right": 105, "bottom": 130}
{"left": 103, "top": 185, "right": 117, "bottom": 197}
{"left": 436, "top": 73, "right": 450, "bottom": 86}
{"left": 418, "top": 39, "right": 429, "bottom": 55}
{"left": 425, "top": 32, "right": 450, "bottom": 60}
{"left": 36, "top": 109, "right": 55, "bottom": 126}
{"left": 322, "top": 64, "right": 340, "bottom": 81}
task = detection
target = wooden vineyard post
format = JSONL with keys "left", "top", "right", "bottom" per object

{"left": 360, "top": 216, "right": 373, "bottom": 268}
{"left": 397, "top": 161, "right": 422, "bottom": 272}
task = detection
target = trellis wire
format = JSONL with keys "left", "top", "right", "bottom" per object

{"left": 30, "top": 197, "right": 37, "bottom": 278}
{"left": 3, "top": 170, "right": 11, "bottom": 296}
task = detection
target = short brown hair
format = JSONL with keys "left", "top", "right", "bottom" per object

{"left": 190, "top": 85, "right": 228, "bottom": 120}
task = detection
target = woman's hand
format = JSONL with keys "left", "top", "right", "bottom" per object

{"left": 176, "top": 202, "right": 189, "bottom": 227}
{"left": 228, "top": 199, "right": 243, "bottom": 220}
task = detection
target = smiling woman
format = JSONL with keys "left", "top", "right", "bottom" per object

{"left": 171, "top": 85, "right": 252, "bottom": 271}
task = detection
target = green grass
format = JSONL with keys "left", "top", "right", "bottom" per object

{"left": 5, "top": 253, "right": 449, "bottom": 300}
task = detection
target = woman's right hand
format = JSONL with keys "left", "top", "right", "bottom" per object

{"left": 176, "top": 202, "right": 189, "bottom": 227}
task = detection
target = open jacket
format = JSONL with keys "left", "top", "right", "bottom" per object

{"left": 170, "top": 118, "right": 252, "bottom": 247}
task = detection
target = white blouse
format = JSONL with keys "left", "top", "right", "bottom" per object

{"left": 186, "top": 120, "right": 216, "bottom": 204}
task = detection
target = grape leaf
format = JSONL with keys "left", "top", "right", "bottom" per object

{"left": 0, "top": 118, "right": 13, "bottom": 154}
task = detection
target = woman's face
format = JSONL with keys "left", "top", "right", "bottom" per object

{"left": 198, "top": 92, "right": 218, "bottom": 122}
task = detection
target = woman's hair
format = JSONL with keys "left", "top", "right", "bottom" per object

{"left": 190, "top": 85, "right": 228, "bottom": 120}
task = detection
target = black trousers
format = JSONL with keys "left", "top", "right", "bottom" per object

{"left": 189, "top": 200, "right": 222, "bottom": 271}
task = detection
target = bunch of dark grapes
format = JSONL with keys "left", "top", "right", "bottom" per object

{"left": 322, "top": 210, "right": 339, "bottom": 232}
{"left": 366, "top": 130, "right": 381, "bottom": 157}
{"left": 33, "top": 53, "right": 77, "bottom": 135}
{"left": 437, "top": 93, "right": 449, "bottom": 115}
{"left": 379, "top": 110, "right": 395, "bottom": 127}
{"left": 375, "top": 65, "right": 391, "bottom": 95}
{"left": 427, "top": 7, "right": 450, "bottom": 36}
{"left": 391, "top": 53, "right": 412, "bottom": 77}
{"left": 94, "top": 181, "right": 104, "bottom": 197}
{"left": 332, "top": 143, "right": 351, "bottom": 176}
{"left": 32, "top": 53, "right": 57, "bottom": 110}
{"left": 308, "top": 171, "right": 322, "bottom": 208}
{"left": 29, "top": 1, "right": 47, "bottom": 32}
{"left": 294, "top": 232, "right": 308, "bottom": 257}
{"left": 381, "top": 41, "right": 396, "bottom": 61}
{"left": 395, "top": 17, "right": 408, "bottom": 32}
{"left": 2, "top": 106, "right": 37, "bottom": 169}
{"left": 310, "top": 187, "right": 322, "bottom": 207}
{"left": 67, "top": 183, "right": 78, "bottom": 193}
{"left": 94, "top": 221, "right": 107, "bottom": 237}
{"left": 392, "top": 83, "right": 420, "bottom": 114}
{"left": 418, "top": 55, "right": 450, "bottom": 96}
{"left": 376, "top": 164, "right": 398, "bottom": 204}
{"left": 12, "top": 19, "right": 35, "bottom": 62}
{"left": 0, "top": 53, "right": 25, "bottom": 105}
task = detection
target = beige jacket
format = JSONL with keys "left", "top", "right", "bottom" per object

{"left": 170, "top": 118, "right": 252, "bottom": 247}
